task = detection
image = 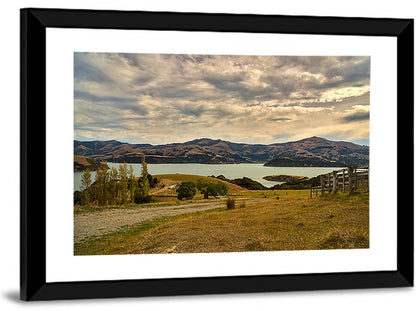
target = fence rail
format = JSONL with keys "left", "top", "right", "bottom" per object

{"left": 310, "top": 165, "right": 369, "bottom": 197}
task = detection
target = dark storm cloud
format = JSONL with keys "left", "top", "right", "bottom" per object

{"left": 342, "top": 111, "right": 370, "bottom": 122}
{"left": 268, "top": 117, "right": 292, "bottom": 122}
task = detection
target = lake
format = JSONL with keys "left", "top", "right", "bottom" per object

{"left": 74, "top": 163, "right": 345, "bottom": 192}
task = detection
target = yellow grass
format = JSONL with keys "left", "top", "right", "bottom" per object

{"left": 154, "top": 174, "right": 247, "bottom": 193}
{"left": 74, "top": 191, "right": 369, "bottom": 255}
{"left": 74, "top": 155, "right": 92, "bottom": 166}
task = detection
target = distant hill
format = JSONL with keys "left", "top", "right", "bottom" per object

{"left": 263, "top": 136, "right": 368, "bottom": 167}
{"left": 74, "top": 155, "right": 108, "bottom": 172}
{"left": 74, "top": 136, "right": 369, "bottom": 167}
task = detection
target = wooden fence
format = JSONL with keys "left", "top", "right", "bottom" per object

{"left": 310, "top": 165, "right": 369, "bottom": 197}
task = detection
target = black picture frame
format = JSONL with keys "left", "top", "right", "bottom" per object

{"left": 20, "top": 8, "right": 414, "bottom": 301}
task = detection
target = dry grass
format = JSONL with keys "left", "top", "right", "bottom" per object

{"left": 319, "top": 230, "right": 369, "bottom": 249}
{"left": 74, "top": 191, "right": 369, "bottom": 255}
{"left": 154, "top": 174, "right": 247, "bottom": 193}
{"left": 74, "top": 155, "right": 92, "bottom": 167}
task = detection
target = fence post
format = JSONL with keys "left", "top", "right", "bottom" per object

{"left": 348, "top": 166, "right": 353, "bottom": 195}
{"left": 342, "top": 169, "right": 346, "bottom": 193}
{"left": 327, "top": 173, "right": 331, "bottom": 193}
{"left": 320, "top": 175, "right": 324, "bottom": 194}
{"left": 355, "top": 167, "right": 358, "bottom": 191}
{"left": 332, "top": 171, "right": 337, "bottom": 193}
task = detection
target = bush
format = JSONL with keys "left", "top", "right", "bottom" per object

{"left": 226, "top": 198, "right": 235, "bottom": 210}
{"left": 176, "top": 181, "right": 197, "bottom": 200}
{"left": 213, "top": 175, "right": 267, "bottom": 190}
{"left": 134, "top": 188, "right": 153, "bottom": 203}
{"left": 74, "top": 190, "right": 83, "bottom": 205}
{"left": 147, "top": 173, "right": 159, "bottom": 188}
{"left": 232, "top": 177, "right": 267, "bottom": 190}
{"left": 197, "top": 180, "right": 229, "bottom": 198}
{"left": 208, "top": 182, "right": 228, "bottom": 197}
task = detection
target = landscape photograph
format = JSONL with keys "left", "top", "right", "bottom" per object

{"left": 73, "top": 53, "right": 370, "bottom": 255}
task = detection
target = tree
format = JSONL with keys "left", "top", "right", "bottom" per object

{"left": 207, "top": 182, "right": 228, "bottom": 197}
{"left": 128, "top": 164, "right": 136, "bottom": 203}
{"left": 108, "top": 166, "right": 119, "bottom": 204}
{"left": 134, "top": 156, "right": 150, "bottom": 203}
{"left": 147, "top": 173, "right": 155, "bottom": 188}
{"left": 74, "top": 190, "right": 83, "bottom": 205}
{"left": 80, "top": 169, "right": 92, "bottom": 190}
{"left": 197, "top": 179, "right": 228, "bottom": 199}
{"left": 141, "top": 156, "right": 148, "bottom": 180}
{"left": 176, "top": 181, "right": 197, "bottom": 200}
{"left": 95, "top": 167, "right": 108, "bottom": 205}
{"left": 80, "top": 169, "right": 92, "bottom": 204}
{"left": 139, "top": 155, "right": 150, "bottom": 196}
{"left": 197, "top": 179, "right": 209, "bottom": 199}
{"left": 118, "top": 163, "right": 128, "bottom": 204}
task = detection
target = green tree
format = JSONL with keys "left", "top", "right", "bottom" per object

{"left": 134, "top": 156, "right": 150, "bottom": 203}
{"left": 80, "top": 169, "right": 92, "bottom": 190}
{"left": 197, "top": 179, "right": 209, "bottom": 199}
{"left": 147, "top": 173, "right": 155, "bottom": 188}
{"left": 80, "top": 169, "right": 92, "bottom": 204}
{"left": 108, "top": 166, "right": 119, "bottom": 204}
{"left": 207, "top": 182, "right": 228, "bottom": 197}
{"left": 95, "top": 167, "right": 108, "bottom": 205}
{"left": 118, "top": 163, "right": 128, "bottom": 204}
{"left": 139, "top": 156, "right": 150, "bottom": 195}
{"left": 176, "top": 181, "right": 197, "bottom": 200}
{"left": 197, "top": 180, "right": 228, "bottom": 199}
{"left": 74, "top": 191, "right": 83, "bottom": 206}
{"left": 128, "top": 164, "right": 136, "bottom": 203}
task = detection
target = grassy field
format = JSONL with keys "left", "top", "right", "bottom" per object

{"left": 74, "top": 182, "right": 369, "bottom": 255}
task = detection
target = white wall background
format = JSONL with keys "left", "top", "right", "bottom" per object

{"left": 1, "top": 0, "right": 414, "bottom": 310}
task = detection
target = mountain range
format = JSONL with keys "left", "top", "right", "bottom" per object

{"left": 74, "top": 136, "right": 369, "bottom": 167}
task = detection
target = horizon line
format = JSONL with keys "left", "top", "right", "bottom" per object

{"left": 73, "top": 136, "right": 369, "bottom": 147}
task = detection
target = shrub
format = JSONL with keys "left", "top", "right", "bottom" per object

{"left": 147, "top": 173, "right": 157, "bottom": 188}
{"left": 226, "top": 198, "right": 235, "bottom": 210}
{"left": 177, "top": 181, "right": 197, "bottom": 200}
{"left": 74, "top": 190, "right": 83, "bottom": 205}
{"left": 134, "top": 187, "right": 153, "bottom": 203}
{"left": 197, "top": 180, "right": 229, "bottom": 199}
{"left": 233, "top": 177, "right": 267, "bottom": 190}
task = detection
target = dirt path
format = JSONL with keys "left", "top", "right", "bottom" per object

{"left": 74, "top": 199, "right": 268, "bottom": 243}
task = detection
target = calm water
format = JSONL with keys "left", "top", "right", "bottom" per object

{"left": 74, "top": 163, "right": 345, "bottom": 192}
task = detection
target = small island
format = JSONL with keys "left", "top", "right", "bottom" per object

{"left": 263, "top": 174, "right": 309, "bottom": 183}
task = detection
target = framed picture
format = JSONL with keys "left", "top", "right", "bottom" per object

{"left": 21, "top": 8, "right": 413, "bottom": 300}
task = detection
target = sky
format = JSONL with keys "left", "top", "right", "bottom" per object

{"left": 74, "top": 53, "right": 370, "bottom": 146}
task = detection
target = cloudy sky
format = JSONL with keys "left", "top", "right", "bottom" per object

{"left": 74, "top": 53, "right": 370, "bottom": 146}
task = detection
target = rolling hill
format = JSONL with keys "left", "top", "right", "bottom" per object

{"left": 74, "top": 155, "right": 108, "bottom": 172}
{"left": 74, "top": 136, "right": 369, "bottom": 167}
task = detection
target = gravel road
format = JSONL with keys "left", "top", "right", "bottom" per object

{"left": 74, "top": 201, "right": 225, "bottom": 243}
{"left": 74, "top": 199, "right": 269, "bottom": 243}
